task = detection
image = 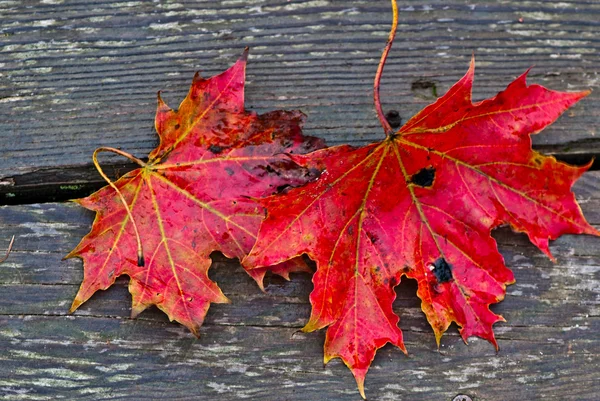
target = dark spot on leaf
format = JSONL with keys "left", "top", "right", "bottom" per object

{"left": 432, "top": 257, "right": 453, "bottom": 283}
{"left": 367, "top": 232, "right": 379, "bottom": 244}
{"left": 276, "top": 184, "right": 291, "bottom": 194}
{"left": 264, "top": 165, "right": 281, "bottom": 176}
{"left": 225, "top": 167, "right": 235, "bottom": 176}
{"left": 174, "top": 124, "right": 180, "bottom": 130}
{"left": 348, "top": 226, "right": 354, "bottom": 235}
{"left": 385, "top": 110, "right": 402, "bottom": 128}
{"left": 411, "top": 167, "right": 435, "bottom": 187}
{"left": 306, "top": 168, "right": 321, "bottom": 179}
{"left": 209, "top": 145, "right": 224, "bottom": 154}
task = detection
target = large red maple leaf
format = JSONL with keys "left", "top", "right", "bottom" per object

{"left": 243, "top": 6, "right": 598, "bottom": 397}
{"left": 67, "top": 49, "right": 323, "bottom": 334}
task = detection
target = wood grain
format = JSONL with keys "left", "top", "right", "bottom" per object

{"left": 0, "top": 1, "right": 599, "bottom": 400}
{"left": 1, "top": 0, "right": 599, "bottom": 178}
{"left": 0, "top": 174, "right": 598, "bottom": 400}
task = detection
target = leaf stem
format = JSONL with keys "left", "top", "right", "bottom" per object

{"left": 0, "top": 235, "right": 15, "bottom": 264}
{"left": 92, "top": 147, "right": 146, "bottom": 267}
{"left": 374, "top": 0, "right": 399, "bottom": 137}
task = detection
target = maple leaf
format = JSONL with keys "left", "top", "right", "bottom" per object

{"left": 243, "top": 3, "right": 598, "bottom": 397}
{"left": 66, "top": 49, "right": 324, "bottom": 334}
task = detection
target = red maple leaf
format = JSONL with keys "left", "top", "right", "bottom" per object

{"left": 243, "top": 4, "right": 598, "bottom": 398}
{"left": 66, "top": 49, "right": 324, "bottom": 334}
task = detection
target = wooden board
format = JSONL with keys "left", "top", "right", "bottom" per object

{"left": 1, "top": 0, "right": 599, "bottom": 178}
{"left": 0, "top": 175, "right": 598, "bottom": 400}
{"left": 0, "top": 1, "right": 599, "bottom": 400}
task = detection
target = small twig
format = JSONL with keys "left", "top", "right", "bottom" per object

{"left": 374, "top": 0, "right": 399, "bottom": 137}
{"left": 92, "top": 147, "right": 146, "bottom": 266}
{"left": 0, "top": 235, "right": 15, "bottom": 263}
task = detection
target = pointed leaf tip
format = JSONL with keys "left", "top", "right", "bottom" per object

{"left": 130, "top": 303, "right": 146, "bottom": 319}
{"left": 355, "top": 372, "right": 366, "bottom": 400}
{"left": 69, "top": 298, "right": 82, "bottom": 314}
{"left": 62, "top": 249, "right": 77, "bottom": 261}
{"left": 192, "top": 70, "right": 202, "bottom": 83}
{"left": 156, "top": 91, "right": 169, "bottom": 110}
{"left": 435, "top": 330, "right": 443, "bottom": 349}
{"left": 241, "top": 46, "right": 250, "bottom": 61}
{"left": 468, "top": 53, "right": 475, "bottom": 74}
{"left": 189, "top": 325, "right": 201, "bottom": 339}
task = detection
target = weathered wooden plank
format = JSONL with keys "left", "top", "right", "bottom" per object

{"left": 1, "top": 0, "right": 599, "bottom": 178}
{"left": 0, "top": 172, "right": 598, "bottom": 399}
{"left": 1, "top": 1, "right": 599, "bottom": 399}
{"left": 0, "top": 314, "right": 598, "bottom": 401}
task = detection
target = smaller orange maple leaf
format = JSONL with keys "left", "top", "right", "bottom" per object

{"left": 66, "top": 49, "right": 324, "bottom": 334}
